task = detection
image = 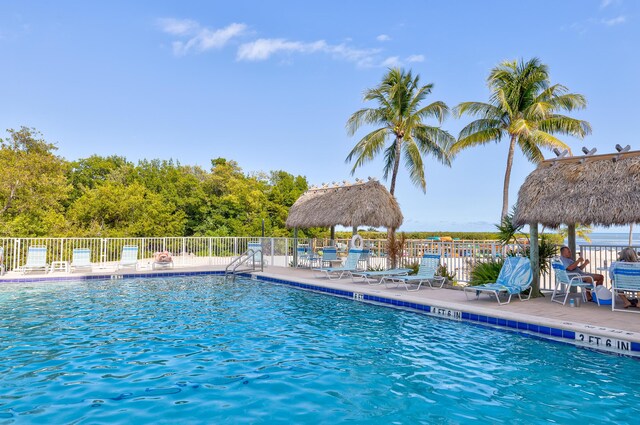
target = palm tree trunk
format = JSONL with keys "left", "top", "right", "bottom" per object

{"left": 388, "top": 137, "right": 402, "bottom": 196}
{"left": 501, "top": 135, "right": 517, "bottom": 220}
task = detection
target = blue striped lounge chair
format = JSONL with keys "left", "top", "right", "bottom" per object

{"left": 313, "top": 249, "right": 366, "bottom": 280}
{"left": 382, "top": 253, "right": 444, "bottom": 291}
{"left": 550, "top": 258, "right": 595, "bottom": 305}
{"left": 117, "top": 245, "right": 139, "bottom": 271}
{"left": 351, "top": 268, "right": 413, "bottom": 285}
{"left": 612, "top": 262, "right": 640, "bottom": 313}
{"left": 21, "top": 246, "right": 49, "bottom": 274}
{"left": 464, "top": 256, "right": 533, "bottom": 305}
{"left": 70, "top": 248, "right": 93, "bottom": 272}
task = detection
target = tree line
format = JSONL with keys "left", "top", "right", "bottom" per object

{"left": 0, "top": 127, "right": 311, "bottom": 238}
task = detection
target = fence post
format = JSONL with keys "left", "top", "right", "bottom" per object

{"left": 13, "top": 238, "right": 20, "bottom": 271}
{"left": 208, "top": 237, "right": 212, "bottom": 265}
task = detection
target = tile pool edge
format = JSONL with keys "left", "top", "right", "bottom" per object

{"left": 250, "top": 272, "right": 640, "bottom": 358}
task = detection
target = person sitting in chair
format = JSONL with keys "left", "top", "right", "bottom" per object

{"left": 559, "top": 246, "right": 604, "bottom": 301}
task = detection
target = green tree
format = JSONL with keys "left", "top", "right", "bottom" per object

{"left": 67, "top": 155, "right": 132, "bottom": 202}
{"left": 452, "top": 58, "right": 591, "bottom": 219}
{"left": 0, "top": 127, "right": 71, "bottom": 236}
{"left": 67, "top": 181, "right": 186, "bottom": 237}
{"left": 346, "top": 67, "right": 454, "bottom": 195}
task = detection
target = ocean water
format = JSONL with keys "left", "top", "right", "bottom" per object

{"left": 1, "top": 276, "right": 639, "bottom": 424}
{"left": 571, "top": 232, "right": 640, "bottom": 246}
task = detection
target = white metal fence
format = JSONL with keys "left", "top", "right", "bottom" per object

{"left": 0, "top": 237, "right": 626, "bottom": 291}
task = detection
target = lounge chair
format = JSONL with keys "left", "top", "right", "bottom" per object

{"left": 0, "top": 247, "right": 4, "bottom": 276}
{"left": 70, "top": 248, "right": 93, "bottom": 272}
{"left": 550, "top": 258, "right": 595, "bottom": 305}
{"left": 152, "top": 251, "right": 174, "bottom": 270}
{"left": 21, "top": 246, "right": 49, "bottom": 274}
{"left": 313, "top": 249, "right": 366, "bottom": 280}
{"left": 463, "top": 256, "right": 533, "bottom": 305}
{"left": 382, "top": 254, "right": 445, "bottom": 291}
{"left": 117, "top": 245, "right": 139, "bottom": 270}
{"left": 351, "top": 268, "right": 413, "bottom": 285}
{"left": 612, "top": 262, "right": 640, "bottom": 313}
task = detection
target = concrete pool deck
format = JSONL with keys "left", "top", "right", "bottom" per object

{"left": 2, "top": 264, "right": 639, "bottom": 355}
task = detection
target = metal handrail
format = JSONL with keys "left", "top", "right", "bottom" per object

{"left": 224, "top": 248, "right": 263, "bottom": 280}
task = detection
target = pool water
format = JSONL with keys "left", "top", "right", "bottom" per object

{"left": 1, "top": 276, "right": 639, "bottom": 424}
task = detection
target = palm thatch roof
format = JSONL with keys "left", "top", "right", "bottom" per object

{"left": 286, "top": 179, "right": 403, "bottom": 229}
{"left": 514, "top": 150, "right": 640, "bottom": 227}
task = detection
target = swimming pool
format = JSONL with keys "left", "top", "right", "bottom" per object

{"left": 0, "top": 276, "right": 638, "bottom": 423}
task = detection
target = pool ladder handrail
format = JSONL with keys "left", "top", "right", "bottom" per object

{"left": 225, "top": 248, "right": 263, "bottom": 280}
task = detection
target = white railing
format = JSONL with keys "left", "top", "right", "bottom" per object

{"left": 2, "top": 236, "right": 605, "bottom": 290}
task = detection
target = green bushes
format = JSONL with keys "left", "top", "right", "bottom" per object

{"left": 469, "top": 259, "right": 504, "bottom": 286}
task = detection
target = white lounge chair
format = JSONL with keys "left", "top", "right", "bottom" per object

{"left": 464, "top": 256, "right": 533, "bottom": 305}
{"left": 117, "top": 245, "right": 139, "bottom": 270}
{"left": 612, "top": 262, "right": 640, "bottom": 313}
{"left": 382, "top": 254, "right": 445, "bottom": 291}
{"left": 351, "top": 268, "right": 412, "bottom": 285}
{"left": 313, "top": 249, "right": 367, "bottom": 280}
{"left": 550, "top": 258, "right": 595, "bottom": 305}
{"left": 70, "top": 248, "right": 93, "bottom": 272}
{"left": 0, "top": 247, "right": 4, "bottom": 276}
{"left": 21, "top": 246, "right": 49, "bottom": 274}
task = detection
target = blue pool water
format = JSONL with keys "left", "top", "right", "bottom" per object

{"left": 1, "top": 276, "right": 639, "bottom": 424}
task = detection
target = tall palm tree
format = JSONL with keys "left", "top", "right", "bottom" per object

{"left": 346, "top": 68, "right": 454, "bottom": 196}
{"left": 451, "top": 58, "right": 591, "bottom": 220}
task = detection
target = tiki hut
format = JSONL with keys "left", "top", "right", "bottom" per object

{"left": 286, "top": 179, "right": 403, "bottom": 229}
{"left": 513, "top": 148, "right": 640, "bottom": 292}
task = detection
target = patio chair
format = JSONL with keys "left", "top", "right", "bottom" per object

{"left": 382, "top": 254, "right": 444, "bottom": 291}
{"left": 463, "top": 256, "right": 533, "bottom": 305}
{"left": 315, "top": 246, "right": 338, "bottom": 268}
{"left": 351, "top": 268, "right": 413, "bottom": 285}
{"left": 296, "top": 245, "right": 310, "bottom": 267}
{"left": 247, "top": 242, "right": 265, "bottom": 266}
{"left": 612, "top": 262, "right": 640, "bottom": 313}
{"left": 117, "top": 245, "right": 139, "bottom": 271}
{"left": 21, "top": 246, "right": 49, "bottom": 274}
{"left": 70, "top": 248, "right": 93, "bottom": 272}
{"left": 0, "top": 247, "right": 4, "bottom": 276}
{"left": 550, "top": 258, "right": 595, "bottom": 305}
{"left": 313, "top": 249, "right": 366, "bottom": 280}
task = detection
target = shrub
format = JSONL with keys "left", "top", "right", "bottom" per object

{"left": 469, "top": 259, "right": 504, "bottom": 286}
{"left": 436, "top": 263, "right": 457, "bottom": 284}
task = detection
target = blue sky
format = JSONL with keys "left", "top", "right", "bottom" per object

{"left": 1, "top": 0, "right": 638, "bottom": 232}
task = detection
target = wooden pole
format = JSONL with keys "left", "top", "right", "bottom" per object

{"left": 352, "top": 226, "right": 357, "bottom": 236}
{"left": 530, "top": 223, "right": 539, "bottom": 296}
{"left": 567, "top": 224, "right": 576, "bottom": 260}
{"left": 330, "top": 225, "right": 335, "bottom": 245}
{"left": 293, "top": 228, "right": 298, "bottom": 267}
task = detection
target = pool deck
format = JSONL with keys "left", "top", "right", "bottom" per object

{"left": 2, "top": 265, "right": 639, "bottom": 353}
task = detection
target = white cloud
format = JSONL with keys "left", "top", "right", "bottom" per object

{"left": 602, "top": 15, "right": 627, "bottom": 26}
{"left": 237, "top": 38, "right": 381, "bottom": 67}
{"left": 600, "top": 0, "right": 615, "bottom": 8}
{"left": 407, "top": 54, "right": 425, "bottom": 63}
{"left": 380, "top": 56, "right": 400, "bottom": 67}
{"left": 158, "top": 19, "right": 247, "bottom": 55}
{"left": 376, "top": 34, "right": 391, "bottom": 42}
{"left": 157, "top": 18, "right": 199, "bottom": 36}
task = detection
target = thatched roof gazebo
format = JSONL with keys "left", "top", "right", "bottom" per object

{"left": 513, "top": 147, "right": 640, "bottom": 293}
{"left": 286, "top": 178, "right": 403, "bottom": 230}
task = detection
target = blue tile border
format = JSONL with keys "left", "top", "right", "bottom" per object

{"left": 250, "top": 274, "right": 640, "bottom": 358}
{"left": 0, "top": 270, "right": 225, "bottom": 283}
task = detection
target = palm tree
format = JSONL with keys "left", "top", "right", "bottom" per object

{"left": 451, "top": 58, "right": 591, "bottom": 220}
{"left": 346, "top": 68, "right": 454, "bottom": 196}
